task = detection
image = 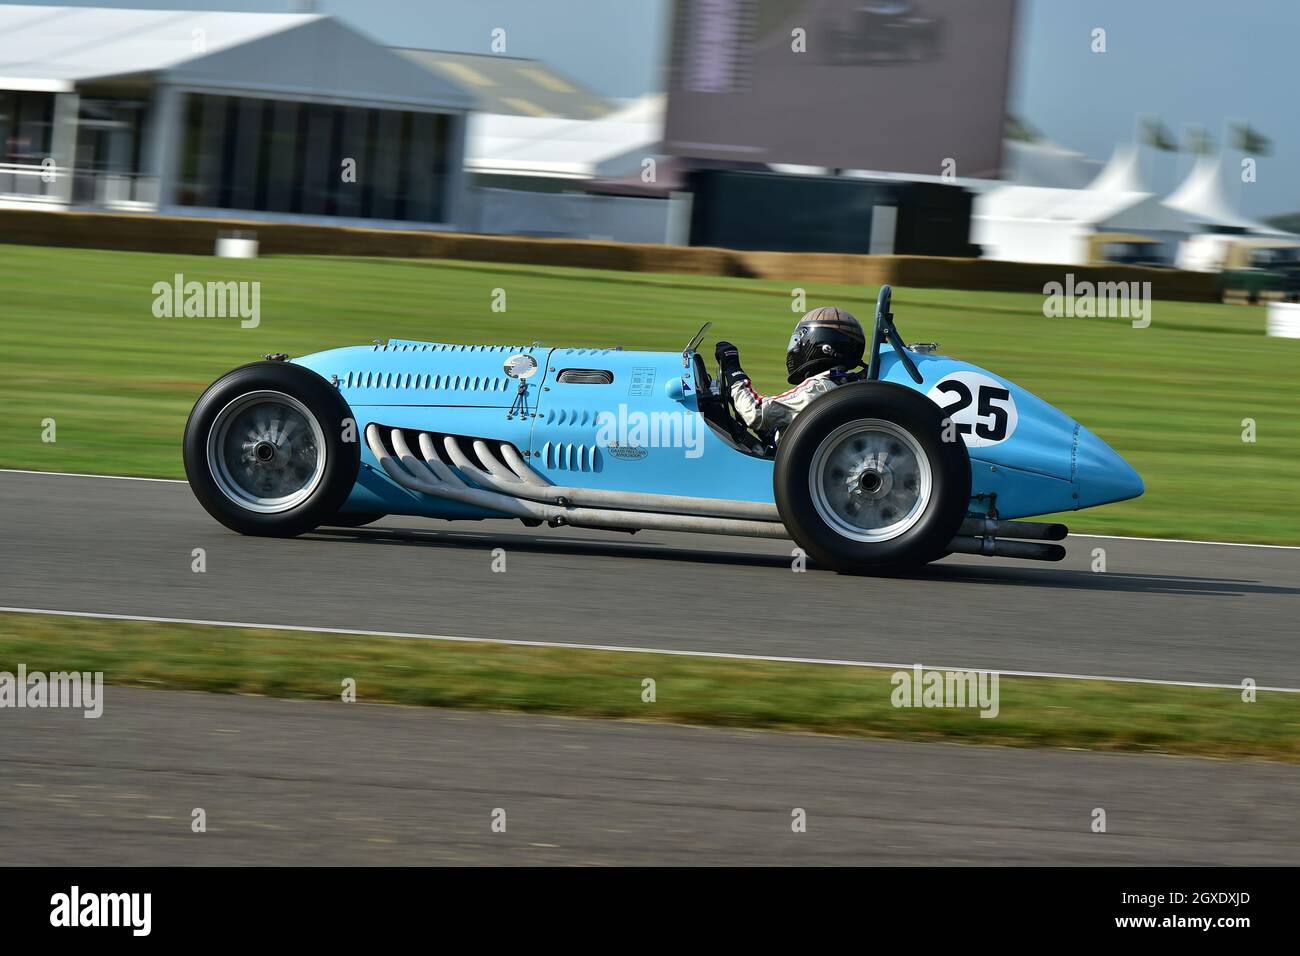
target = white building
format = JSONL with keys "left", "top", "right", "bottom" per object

{"left": 462, "top": 93, "right": 683, "bottom": 243}
{"left": 0, "top": 5, "right": 474, "bottom": 228}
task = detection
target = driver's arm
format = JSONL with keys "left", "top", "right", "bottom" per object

{"left": 715, "top": 341, "right": 765, "bottom": 430}
{"left": 717, "top": 341, "right": 841, "bottom": 434}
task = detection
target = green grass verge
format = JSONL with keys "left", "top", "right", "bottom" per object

{"left": 1, "top": 244, "right": 1297, "bottom": 542}
{"left": 2, "top": 612, "right": 1297, "bottom": 762}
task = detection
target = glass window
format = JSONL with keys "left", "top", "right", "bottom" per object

{"left": 253, "top": 98, "right": 277, "bottom": 211}
{"left": 0, "top": 91, "right": 14, "bottom": 164}
{"left": 431, "top": 112, "right": 452, "bottom": 224}
{"left": 264, "top": 100, "right": 303, "bottom": 213}
{"left": 176, "top": 93, "right": 228, "bottom": 207}
{"left": 404, "top": 111, "right": 436, "bottom": 223}
{"left": 370, "top": 108, "right": 402, "bottom": 220}
{"left": 226, "top": 97, "right": 263, "bottom": 211}
{"left": 216, "top": 97, "right": 239, "bottom": 208}
{"left": 7, "top": 92, "right": 54, "bottom": 163}
{"left": 176, "top": 93, "right": 203, "bottom": 204}
{"left": 171, "top": 96, "right": 459, "bottom": 221}
{"left": 298, "top": 103, "right": 333, "bottom": 215}
{"left": 360, "top": 109, "right": 378, "bottom": 219}
{"left": 394, "top": 111, "right": 412, "bottom": 220}
{"left": 334, "top": 106, "right": 367, "bottom": 218}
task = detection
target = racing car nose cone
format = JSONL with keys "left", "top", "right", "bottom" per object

{"left": 1073, "top": 425, "right": 1144, "bottom": 508}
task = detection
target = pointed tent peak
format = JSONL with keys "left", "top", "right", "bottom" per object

{"left": 1164, "top": 152, "right": 1292, "bottom": 235}
{"left": 1087, "top": 142, "right": 1147, "bottom": 193}
{"left": 1165, "top": 152, "right": 1240, "bottom": 223}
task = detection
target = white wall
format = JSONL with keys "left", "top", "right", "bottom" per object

{"left": 972, "top": 217, "right": 1089, "bottom": 265}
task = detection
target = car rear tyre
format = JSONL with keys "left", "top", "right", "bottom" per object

{"left": 183, "top": 362, "right": 360, "bottom": 537}
{"left": 774, "top": 382, "right": 970, "bottom": 573}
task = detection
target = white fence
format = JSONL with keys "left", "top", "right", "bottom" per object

{"left": 0, "top": 162, "right": 158, "bottom": 208}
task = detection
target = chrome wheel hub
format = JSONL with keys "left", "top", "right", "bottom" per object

{"left": 809, "top": 419, "right": 932, "bottom": 543}
{"left": 207, "top": 390, "right": 326, "bottom": 513}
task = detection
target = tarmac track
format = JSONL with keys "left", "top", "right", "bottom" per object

{"left": 3, "top": 686, "right": 1298, "bottom": 865}
{"left": 2, "top": 470, "right": 1298, "bottom": 687}
{"left": 3, "top": 471, "right": 1299, "bottom": 865}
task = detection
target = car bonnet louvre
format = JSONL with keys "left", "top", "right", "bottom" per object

{"left": 557, "top": 369, "right": 614, "bottom": 385}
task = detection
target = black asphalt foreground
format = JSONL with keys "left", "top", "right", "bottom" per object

{"left": 3, "top": 686, "right": 1297, "bottom": 866}
{"left": 2, "top": 470, "right": 1298, "bottom": 686}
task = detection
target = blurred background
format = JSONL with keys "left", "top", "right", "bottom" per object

{"left": 1, "top": 0, "right": 1297, "bottom": 280}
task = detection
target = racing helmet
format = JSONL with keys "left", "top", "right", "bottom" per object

{"left": 785, "top": 307, "right": 866, "bottom": 384}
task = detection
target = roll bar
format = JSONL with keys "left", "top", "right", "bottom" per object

{"left": 865, "top": 284, "right": 924, "bottom": 384}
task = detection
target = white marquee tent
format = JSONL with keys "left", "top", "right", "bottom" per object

{"left": 973, "top": 145, "right": 1192, "bottom": 265}
{"left": 1164, "top": 153, "right": 1289, "bottom": 235}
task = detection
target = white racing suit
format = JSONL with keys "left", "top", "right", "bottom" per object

{"left": 729, "top": 368, "right": 862, "bottom": 437}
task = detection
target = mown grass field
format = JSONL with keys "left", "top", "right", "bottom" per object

{"left": 3, "top": 612, "right": 1297, "bottom": 762}
{"left": 1, "top": 243, "right": 1297, "bottom": 542}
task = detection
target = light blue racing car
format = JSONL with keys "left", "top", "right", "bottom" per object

{"left": 183, "top": 286, "right": 1143, "bottom": 573}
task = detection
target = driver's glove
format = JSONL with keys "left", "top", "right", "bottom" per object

{"left": 714, "top": 341, "right": 748, "bottom": 387}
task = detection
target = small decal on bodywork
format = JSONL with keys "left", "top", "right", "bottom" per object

{"left": 606, "top": 443, "right": 649, "bottom": 461}
{"left": 629, "top": 367, "right": 656, "bottom": 397}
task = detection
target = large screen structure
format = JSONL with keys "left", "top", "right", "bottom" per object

{"left": 664, "top": 0, "right": 1017, "bottom": 178}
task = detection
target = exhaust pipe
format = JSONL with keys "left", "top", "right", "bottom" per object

{"left": 958, "top": 518, "right": 1068, "bottom": 541}
{"left": 365, "top": 425, "right": 789, "bottom": 539}
{"left": 367, "top": 423, "right": 1073, "bottom": 563}
{"left": 949, "top": 535, "right": 1066, "bottom": 562}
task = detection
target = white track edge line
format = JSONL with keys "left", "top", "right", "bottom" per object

{"left": 4, "top": 468, "right": 1299, "bottom": 550}
{"left": 1069, "top": 533, "right": 1300, "bottom": 551}
{"left": 0, "top": 468, "right": 186, "bottom": 484}
{"left": 1, "top": 606, "right": 1294, "bottom": 694}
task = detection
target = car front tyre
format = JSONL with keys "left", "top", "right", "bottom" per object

{"left": 183, "top": 362, "right": 360, "bottom": 537}
{"left": 774, "top": 382, "right": 970, "bottom": 573}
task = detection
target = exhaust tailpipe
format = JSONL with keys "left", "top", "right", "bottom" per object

{"left": 948, "top": 536, "right": 1066, "bottom": 562}
{"left": 958, "top": 518, "right": 1068, "bottom": 541}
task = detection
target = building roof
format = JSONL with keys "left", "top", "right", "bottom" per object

{"left": 466, "top": 94, "right": 662, "bottom": 180}
{"left": 0, "top": 5, "right": 316, "bottom": 89}
{"left": 0, "top": 5, "right": 473, "bottom": 110}
{"left": 394, "top": 48, "right": 614, "bottom": 120}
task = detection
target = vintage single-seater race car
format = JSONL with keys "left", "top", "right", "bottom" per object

{"left": 183, "top": 286, "right": 1144, "bottom": 573}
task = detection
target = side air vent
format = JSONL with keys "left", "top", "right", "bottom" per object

{"left": 557, "top": 369, "right": 614, "bottom": 384}
{"left": 340, "top": 372, "right": 512, "bottom": 393}
{"left": 540, "top": 441, "right": 602, "bottom": 473}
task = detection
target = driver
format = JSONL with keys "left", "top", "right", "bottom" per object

{"left": 714, "top": 307, "right": 866, "bottom": 436}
